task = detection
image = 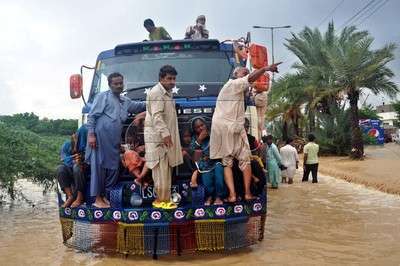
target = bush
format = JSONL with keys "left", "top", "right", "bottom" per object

{"left": 315, "top": 105, "right": 351, "bottom": 156}
{"left": 0, "top": 122, "right": 66, "bottom": 199}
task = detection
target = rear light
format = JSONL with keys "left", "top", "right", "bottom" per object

{"left": 69, "top": 74, "right": 83, "bottom": 99}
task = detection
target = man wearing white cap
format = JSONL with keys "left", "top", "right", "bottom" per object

{"left": 185, "top": 15, "right": 209, "bottom": 40}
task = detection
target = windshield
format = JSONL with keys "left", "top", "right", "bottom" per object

{"left": 90, "top": 50, "right": 233, "bottom": 101}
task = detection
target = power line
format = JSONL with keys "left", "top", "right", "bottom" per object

{"left": 282, "top": 0, "right": 349, "bottom": 67}
{"left": 317, "top": 0, "right": 345, "bottom": 27}
{"left": 339, "top": 0, "right": 378, "bottom": 29}
{"left": 280, "top": 0, "right": 388, "bottom": 69}
{"left": 356, "top": 0, "right": 390, "bottom": 26}
{"left": 350, "top": 0, "right": 386, "bottom": 25}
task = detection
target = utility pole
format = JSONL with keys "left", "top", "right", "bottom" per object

{"left": 253, "top": 25, "right": 291, "bottom": 82}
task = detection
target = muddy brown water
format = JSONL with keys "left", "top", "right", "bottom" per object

{"left": 1, "top": 175, "right": 400, "bottom": 266}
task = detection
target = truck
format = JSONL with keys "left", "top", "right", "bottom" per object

{"left": 61, "top": 38, "right": 268, "bottom": 257}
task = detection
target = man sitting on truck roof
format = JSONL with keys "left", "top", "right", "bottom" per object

{"left": 86, "top": 72, "right": 146, "bottom": 208}
{"left": 185, "top": 15, "right": 209, "bottom": 40}
{"left": 143, "top": 18, "right": 172, "bottom": 41}
{"left": 210, "top": 63, "right": 280, "bottom": 202}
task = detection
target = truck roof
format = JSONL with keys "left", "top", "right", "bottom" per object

{"left": 97, "top": 39, "right": 234, "bottom": 61}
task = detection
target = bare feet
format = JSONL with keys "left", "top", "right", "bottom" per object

{"left": 204, "top": 196, "right": 212, "bottom": 206}
{"left": 92, "top": 196, "right": 110, "bottom": 208}
{"left": 225, "top": 195, "right": 237, "bottom": 203}
{"left": 244, "top": 193, "right": 257, "bottom": 201}
{"left": 102, "top": 197, "right": 110, "bottom": 205}
{"left": 93, "top": 201, "right": 110, "bottom": 208}
{"left": 213, "top": 197, "right": 223, "bottom": 205}
{"left": 71, "top": 198, "right": 84, "bottom": 208}
{"left": 62, "top": 197, "right": 74, "bottom": 208}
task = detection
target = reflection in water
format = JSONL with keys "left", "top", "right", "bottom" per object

{"left": 1, "top": 176, "right": 400, "bottom": 265}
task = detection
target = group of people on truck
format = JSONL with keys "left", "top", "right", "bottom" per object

{"left": 143, "top": 15, "right": 209, "bottom": 41}
{"left": 57, "top": 61, "right": 280, "bottom": 209}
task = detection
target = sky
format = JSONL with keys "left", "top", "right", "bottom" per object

{"left": 0, "top": 0, "right": 399, "bottom": 119}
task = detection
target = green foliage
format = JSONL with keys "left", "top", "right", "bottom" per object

{"left": 315, "top": 105, "right": 351, "bottom": 156}
{"left": 272, "top": 22, "right": 398, "bottom": 157}
{"left": 0, "top": 112, "right": 77, "bottom": 136}
{"left": 393, "top": 101, "right": 400, "bottom": 127}
{"left": 359, "top": 104, "right": 381, "bottom": 120}
{"left": 0, "top": 120, "right": 68, "bottom": 199}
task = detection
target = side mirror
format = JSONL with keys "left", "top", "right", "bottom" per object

{"left": 70, "top": 74, "right": 83, "bottom": 99}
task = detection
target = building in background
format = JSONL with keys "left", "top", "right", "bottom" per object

{"left": 376, "top": 104, "right": 397, "bottom": 127}
{"left": 376, "top": 103, "right": 399, "bottom": 142}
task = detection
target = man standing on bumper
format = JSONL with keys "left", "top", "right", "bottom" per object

{"left": 86, "top": 72, "right": 146, "bottom": 208}
{"left": 210, "top": 63, "right": 280, "bottom": 202}
{"left": 144, "top": 65, "right": 183, "bottom": 209}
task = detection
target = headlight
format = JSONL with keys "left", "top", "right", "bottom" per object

{"left": 193, "top": 108, "right": 202, "bottom": 114}
{"left": 203, "top": 107, "right": 213, "bottom": 113}
{"left": 183, "top": 108, "right": 192, "bottom": 114}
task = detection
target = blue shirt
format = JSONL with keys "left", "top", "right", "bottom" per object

{"left": 191, "top": 136, "right": 218, "bottom": 170}
{"left": 76, "top": 124, "right": 88, "bottom": 153}
{"left": 86, "top": 90, "right": 146, "bottom": 169}
{"left": 266, "top": 143, "right": 282, "bottom": 166}
{"left": 60, "top": 140, "right": 73, "bottom": 168}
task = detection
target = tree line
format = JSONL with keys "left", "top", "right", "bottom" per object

{"left": 0, "top": 113, "right": 77, "bottom": 200}
{"left": 0, "top": 112, "right": 77, "bottom": 136}
{"left": 267, "top": 23, "right": 399, "bottom": 158}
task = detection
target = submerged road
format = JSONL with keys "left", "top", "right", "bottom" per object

{"left": 1, "top": 175, "right": 400, "bottom": 265}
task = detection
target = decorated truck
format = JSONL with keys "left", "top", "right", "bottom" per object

{"left": 62, "top": 38, "right": 270, "bottom": 258}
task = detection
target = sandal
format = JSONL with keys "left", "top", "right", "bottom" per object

{"left": 162, "top": 201, "right": 177, "bottom": 210}
{"left": 152, "top": 201, "right": 164, "bottom": 208}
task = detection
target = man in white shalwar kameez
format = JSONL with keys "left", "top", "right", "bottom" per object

{"left": 210, "top": 63, "right": 280, "bottom": 202}
{"left": 280, "top": 138, "right": 299, "bottom": 184}
{"left": 145, "top": 65, "right": 183, "bottom": 209}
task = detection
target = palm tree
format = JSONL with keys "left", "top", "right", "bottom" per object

{"left": 329, "top": 26, "right": 398, "bottom": 158}
{"left": 267, "top": 74, "right": 306, "bottom": 138}
{"left": 285, "top": 23, "right": 342, "bottom": 132}
{"left": 284, "top": 22, "right": 398, "bottom": 159}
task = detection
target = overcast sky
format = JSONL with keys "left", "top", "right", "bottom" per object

{"left": 0, "top": 0, "right": 399, "bottom": 119}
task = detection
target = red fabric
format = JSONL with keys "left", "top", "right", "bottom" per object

{"left": 123, "top": 150, "right": 144, "bottom": 173}
{"left": 254, "top": 73, "right": 270, "bottom": 92}
{"left": 169, "top": 221, "right": 197, "bottom": 254}
{"left": 249, "top": 44, "right": 268, "bottom": 69}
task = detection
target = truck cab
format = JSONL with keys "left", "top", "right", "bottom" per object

{"left": 86, "top": 39, "right": 235, "bottom": 121}
{"left": 70, "top": 38, "right": 264, "bottom": 182}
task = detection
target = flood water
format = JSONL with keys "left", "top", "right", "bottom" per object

{"left": 1, "top": 175, "right": 400, "bottom": 266}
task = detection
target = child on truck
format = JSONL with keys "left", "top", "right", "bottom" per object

{"left": 121, "top": 144, "right": 149, "bottom": 187}
{"left": 189, "top": 117, "right": 225, "bottom": 205}
{"left": 122, "top": 116, "right": 150, "bottom": 187}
